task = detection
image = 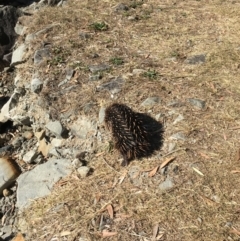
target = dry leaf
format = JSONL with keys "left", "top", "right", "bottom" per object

{"left": 11, "top": 233, "right": 25, "bottom": 241}
{"left": 149, "top": 166, "right": 159, "bottom": 177}
{"left": 95, "top": 152, "right": 104, "bottom": 157}
{"left": 160, "top": 157, "right": 175, "bottom": 169}
{"left": 60, "top": 230, "right": 71, "bottom": 236}
{"left": 231, "top": 170, "right": 240, "bottom": 174}
{"left": 198, "top": 152, "right": 210, "bottom": 159}
{"left": 106, "top": 204, "right": 114, "bottom": 219}
{"left": 118, "top": 170, "right": 127, "bottom": 185}
{"left": 234, "top": 148, "right": 240, "bottom": 162}
{"left": 102, "top": 230, "right": 117, "bottom": 238}
{"left": 152, "top": 223, "right": 159, "bottom": 240}
{"left": 192, "top": 167, "right": 204, "bottom": 176}
{"left": 200, "top": 195, "right": 216, "bottom": 206}
{"left": 230, "top": 228, "right": 240, "bottom": 236}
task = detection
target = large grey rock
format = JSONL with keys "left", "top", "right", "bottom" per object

{"left": 188, "top": 98, "right": 206, "bottom": 109}
{"left": 11, "top": 43, "right": 27, "bottom": 65}
{"left": 16, "top": 159, "right": 73, "bottom": 209}
{"left": 0, "top": 157, "right": 21, "bottom": 195}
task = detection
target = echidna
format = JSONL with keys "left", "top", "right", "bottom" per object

{"left": 104, "top": 103, "right": 163, "bottom": 166}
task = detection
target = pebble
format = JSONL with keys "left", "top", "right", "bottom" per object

{"left": 23, "top": 150, "right": 38, "bottom": 164}
{"left": 34, "top": 48, "right": 50, "bottom": 65}
{"left": 46, "top": 121, "right": 65, "bottom": 138}
{"left": 188, "top": 98, "right": 206, "bottom": 109}
{"left": 173, "top": 114, "right": 184, "bottom": 125}
{"left": 88, "top": 63, "right": 110, "bottom": 73}
{"left": 159, "top": 177, "right": 174, "bottom": 191}
{"left": 72, "top": 158, "right": 83, "bottom": 168}
{"left": 31, "top": 78, "right": 43, "bottom": 94}
{"left": 98, "top": 107, "right": 106, "bottom": 124}
{"left": 96, "top": 76, "right": 124, "bottom": 95}
{"left": 77, "top": 166, "right": 90, "bottom": 177}
{"left": 185, "top": 54, "right": 206, "bottom": 64}
{"left": 169, "top": 132, "right": 186, "bottom": 141}
{"left": 23, "top": 131, "right": 33, "bottom": 140}
{"left": 141, "top": 97, "right": 161, "bottom": 107}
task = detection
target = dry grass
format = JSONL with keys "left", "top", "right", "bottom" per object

{"left": 18, "top": 0, "right": 240, "bottom": 240}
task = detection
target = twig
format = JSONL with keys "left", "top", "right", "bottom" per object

{"left": 102, "top": 157, "right": 121, "bottom": 174}
{"left": 161, "top": 148, "right": 186, "bottom": 159}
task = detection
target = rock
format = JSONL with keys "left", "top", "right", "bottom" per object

{"left": 46, "top": 120, "right": 65, "bottom": 138}
{"left": 170, "top": 132, "right": 186, "bottom": 141}
{"left": 2, "top": 188, "right": 11, "bottom": 197}
{"left": 0, "top": 88, "right": 23, "bottom": 123}
{"left": 70, "top": 116, "right": 97, "bottom": 139}
{"left": 58, "top": 68, "right": 75, "bottom": 87}
{"left": 98, "top": 107, "right": 106, "bottom": 124}
{"left": 16, "top": 159, "right": 73, "bottom": 209}
{"left": 141, "top": 97, "right": 160, "bottom": 107}
{"left": 89, "top": 63, "right": 110, "bottom": 73}
{"left": 14, "top": 22, "right": 27, "bottom": 35}
{"left": 132, "top": 68, "right": 145, "bottom": 76}
{"left": 72, "top": 158, "right": 83, "bottom": 168}
{"left": 188, "top": 98, "right": 206, "bottom": 109}
{"left": 48, "top": 147, "right": 61, "bottom": 157}
{"left": 38, "top": 138, "right": 51, "bottom": 157}
{"left": 35, "top": 130, "right": 45, "bottom": 140}
{"left": 0, "top": 157, "right": 21, "bottom": 194}
{"left": 115, "top": 3, "right": 129, "bottom": 11}
{"left": 159, "top": 177, "right": 174, "bottom": 191}
{"left": 89, "top": 73, "right": 102, "bottom": 81}
{"left": 23, "top": 131, "right": 33, "bottom": 140}
{"left": 185, "top": 54, "right": 206, "bottom": 64}
{"left": 11, "top": 44, "right": 27, "bottom": 65}
{"left": 33, "top": 48, "right": 50, "bottom": 65}
{"left": 173, "top": 114, "right": 184, "bottom": 125}
{"left": 23, "top": 150, "right": 38, "bottom": 164}
{"left": 168, "top": 142, "right": 176, "bottom": 152}
{"left": 79, "top": 32, "right": 91, "bottom": 39}
{"left": 31, "top": 78, "right": 43, "bottom": 94}
{"left": 96, "top": 76, "right": 124, "bottom": 95}
{"left": 2, "top": 52, "right": 12, "bottom": 63}
{"left": 77, "top": 166, "right": 90, "bottom": 177}
{"left": 51, "top": 138, "right": 63, "bottom": 147}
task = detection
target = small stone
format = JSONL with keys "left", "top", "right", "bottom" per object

{"left": 23, "top": 150, "right": 38, "bottom": 164}
{"left": 11, "top": 44, "right": 27, "bottom": 66}
{"left": 23, "top": 131, "right": 33, "bottom": 140}
{"left": 72, "top": 158, "right": 83, "bottom": 168}
{"left": 0, "top": 157, "right": 21, "bottom": 194}
{"left": 89, "top": 73, "right": 102, "bottom": 81}
{"left": 79, "top": 32, "right": 91, "bottom": 39}
{"left": 46, "top": 121, "right": 65, "bottom": 138}
{"left": 35, "top": 130, "right": 45, "bottom": 140}
{"left": 98, "top": 107, "right": 106, "bottom": 124}
{"left": 2, "top": 189, "right": 12, "bottom": 197}
{"left": 115, "top": 3, "right": 129, "bottom": 11}
{"left": 159, "top": 177, "right": 174, "bottom": 191}
{"left": 58, "top": 68, "right": 74, "bottom": 87}
{"left": 141, "top": 97, "right": 160, "bottom": 107}
{"left": 155, "top": 113, "right": 163, "bottom": 120}
{"left": 77, "top": 166, "right": 90, "bottom": 177}
{"left": 88, "top": 63, "right": 110, "bottom": 73}
{"left": 34, "top": 48, "right": 50, "bottom": 65}
{"left": 188, "top": 98, "right": 206, "bottom": 109}
{"left": 170, "top": 132, "right": 186, "bottom": 141}
{"left": 185, "top": 54, "right": 206, "bottom": 64}
{"left": 31, "top": 78, "right": 43, "bottom": 94}
{"left": 38, "top": 138, "right": 51, "bottom": 157}
{"left": 51, "top": 138, "right": 63, "bottom": 147}
{"left": 96, "top": 76, "right": 125, "bottom": 94}
{"left": 173, "top": 114, "right": 184, "bottom": 125}
{"left": 168, "top": 142, "right": 176, "bottom": 152}
{"left": 132, "top": 68, "right": 145, "bottom": 76}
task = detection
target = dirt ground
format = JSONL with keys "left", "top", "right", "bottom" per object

{"left": 19, "top": 0, "right": 240, "bottom": 240}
